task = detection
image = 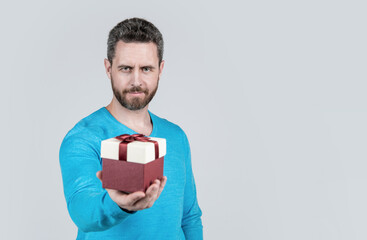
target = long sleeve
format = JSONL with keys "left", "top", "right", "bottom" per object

{"left": 181, "top": 131, "right": 203, "bottom": 239}
{"left": 59, "top": 131, "right": 133, "bottom": 233}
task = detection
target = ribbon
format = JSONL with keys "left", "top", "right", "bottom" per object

{"left": 115, "top": 134, "right": 159, "bottom": 161}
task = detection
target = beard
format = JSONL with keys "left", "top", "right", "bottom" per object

{"left": 111, "top": 76, "right": 159, "bottom": 111}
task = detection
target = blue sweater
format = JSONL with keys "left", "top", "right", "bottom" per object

{"left": 59, "top": 107, "right": 203, "bottom": 239}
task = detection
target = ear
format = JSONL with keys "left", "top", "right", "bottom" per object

{"left": 104, "top": 58, "right": 112, "bottom": 79}
{"left": 158, "top": 60, "right": 165, "bottom": 79}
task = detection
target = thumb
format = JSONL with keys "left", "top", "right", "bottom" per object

{"left": 96, "top": 171, "right": 102, "bottom": 182}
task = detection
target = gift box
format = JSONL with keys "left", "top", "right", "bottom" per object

{"left": 100, "top": 134, "right": 166, "bottom": 193}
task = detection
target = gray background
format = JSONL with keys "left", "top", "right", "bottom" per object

{"left": 1, "top": 0, "right": 366, "bottom": 239}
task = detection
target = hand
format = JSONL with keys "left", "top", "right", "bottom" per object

{"left": 96, "top": 171, "right": 167, "bottom": 212}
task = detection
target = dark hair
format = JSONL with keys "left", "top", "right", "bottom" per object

{"left": 107, "top": 17, "right": 164, "bottom": 65}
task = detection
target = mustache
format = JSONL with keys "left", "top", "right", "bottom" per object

{"left": 123, "top": 86, "right": 148, "bottom": 94}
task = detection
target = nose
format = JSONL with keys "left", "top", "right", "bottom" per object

{"left": 130, "top": 68, "right": 142, "bottom": 86}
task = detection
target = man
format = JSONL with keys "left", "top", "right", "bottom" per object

{"left": 59, "top": 18, "right": 203, "bottom": 239}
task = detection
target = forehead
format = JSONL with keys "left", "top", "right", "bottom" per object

{"left": 113, "top": 41, "right": 159, "bottom": 65}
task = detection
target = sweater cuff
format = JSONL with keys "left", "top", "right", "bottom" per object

{"left": 119, "top": 207, "right": 137, "bottom": 214}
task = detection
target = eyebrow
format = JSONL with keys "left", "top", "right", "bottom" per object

{"left": 117, "top": 64, "right": 156, "bottom": 69}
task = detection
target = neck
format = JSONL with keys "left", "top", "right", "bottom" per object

{"left": 105, "top": 97, "right": 152, "bottom": 135}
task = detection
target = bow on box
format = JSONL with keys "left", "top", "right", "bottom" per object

{"left": 115, "top": 134, "right": 159, "bottom": 161}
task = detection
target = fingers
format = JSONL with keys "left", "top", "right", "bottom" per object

{"left": 129, "top": 177, "right": 167, "bottom": 209}
{"left": 96, "top": 170, "right": 148, "bottom": 211}
{"left": 144, "top": 180, "right": 160, "bottom": 207}
{"left": 97, "top": 173, "right": 167, "bottom": 212}
{"left": 134, "top": 180, "right": 160, "bottom": 209}
{"left": 124, "top": 191, "right": 146, "bottom": 206}
{"left": 96, "top": 171, "right": 102, "bottom": 182}
{"left": 106, "top": 189, "right": 146, "bottom": 211}
{"left": 157, "top": 176, "right": 167, "bottom": 198}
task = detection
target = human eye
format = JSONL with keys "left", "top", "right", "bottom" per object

{"left": 142, "top": 67, "right": 151, "bottom": 72}
{"left": 120, "top": 66, "right": 131, "bottom": 72}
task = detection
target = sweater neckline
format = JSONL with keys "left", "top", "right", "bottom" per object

{"left": 101, "top": 107, "right": 157, "bottom": 137}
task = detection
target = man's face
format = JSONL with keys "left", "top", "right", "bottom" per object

{"left": 104, "top": 41, "right": 164, "bottom": 111}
